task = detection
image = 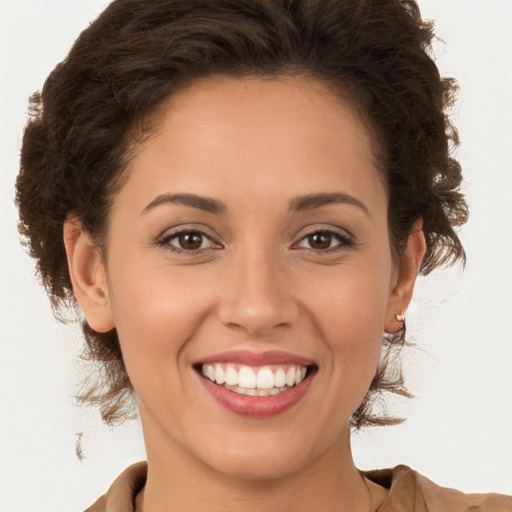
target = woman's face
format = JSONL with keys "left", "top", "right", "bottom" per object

{"left": 93, "top": 76, "right": 411, "bottom": 479}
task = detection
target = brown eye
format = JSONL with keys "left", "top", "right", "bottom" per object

{"left": 295, "top": 229, "right": 353, "bottom": 252}
{"left": 308, "top": 232, "right": 332, "bottom": 250}
{"left": 178, "top": 232, "right": 203, "bottom": 250}
{"left": 166, "top": 231, "right": 214, "bottom": 251}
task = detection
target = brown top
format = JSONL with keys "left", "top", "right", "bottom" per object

{"left": 85, "top": 462, "right": 512, "bottom": 512}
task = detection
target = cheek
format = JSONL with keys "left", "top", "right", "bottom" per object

{"left": 305, "top": 255, "right": 392, "bottom": 394}
{"left": 306, "top": 254, "right": 392, "bottom": 337}
{"left": 106, "top": 259, "right": 217, "bottom": 383}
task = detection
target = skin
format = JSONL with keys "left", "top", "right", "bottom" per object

{"left": 64, "top": 76, "right": 426, "bottom": 511}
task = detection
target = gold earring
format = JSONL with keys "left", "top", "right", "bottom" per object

{"left": 395, "top": 312, "right": 405, "bottom": 322}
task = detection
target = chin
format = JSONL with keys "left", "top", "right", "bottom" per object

{"left": 209, "top": 447, "right": 312, "bottom": 482}
{"left": 192, "top": 425, "right": 333, "bottom": 483}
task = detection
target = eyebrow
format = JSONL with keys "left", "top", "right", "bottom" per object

{"left": 289, "top": 192, "right": 371, "bottom": 216}
{"left": 141, "top": 193, "right": 227, "bottom": 215}
{"left": 141, "top": 191, "right": 369, "bottom": 217}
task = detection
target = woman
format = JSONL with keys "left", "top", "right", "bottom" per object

{"left": 11, "top": 0, "right": 512, "bottom": 510}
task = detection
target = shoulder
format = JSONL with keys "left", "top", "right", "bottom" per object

{"left": 84, "top": 461, "right": 511, "bottom": 512}
{"left": 364, "top": 465, "right": 512, "bottom": 512}
{"left": 84, "top": 461, "right": 147, "bottom": 512}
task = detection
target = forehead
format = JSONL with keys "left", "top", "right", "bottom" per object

{"left": 152, "top": 75, "right": 375, "bottom": 160}
{"left": 119, "top": 75, "right": 386, "bottom": 215}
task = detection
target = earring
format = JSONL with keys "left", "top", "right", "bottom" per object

{"left": 395, "top": 312, "right": 405, "bottom": 323}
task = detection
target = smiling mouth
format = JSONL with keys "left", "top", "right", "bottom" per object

{"left": 196, "top": 362, "right": 316, "bottom": 397}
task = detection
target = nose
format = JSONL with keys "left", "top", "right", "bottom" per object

{"left": 216, "top": 249, "right": 300, "bottom": 336}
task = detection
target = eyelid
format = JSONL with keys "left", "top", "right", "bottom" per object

{"left": 155, "top": 224, "right": 354, "bottom": 255}
{"left": 292, "top": 225, "right": 355, "bottom": 251}
{"left": 156, "top": 225, "right": 223, "bottom": 254}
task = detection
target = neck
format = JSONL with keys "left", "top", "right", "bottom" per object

{"left": 140, "top": 426, "right": 386, "bottom": 512}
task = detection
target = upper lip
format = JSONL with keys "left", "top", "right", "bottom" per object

{"left": 197, "top": 350, "right": 315, "bottom": 367}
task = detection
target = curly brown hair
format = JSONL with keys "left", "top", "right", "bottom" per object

{"left": 16, "top": 0, "right": 467, "bottom": 428}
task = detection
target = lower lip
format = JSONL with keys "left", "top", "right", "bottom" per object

{"left": 198, "top": 371, "right": 315, "bottom": 418}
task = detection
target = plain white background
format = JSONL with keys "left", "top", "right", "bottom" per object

{"left": 1, "top": 1, "right": 511, "bottom": 510}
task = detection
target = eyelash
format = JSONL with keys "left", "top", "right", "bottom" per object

{"left": 293, "top": 228, "right": 355, "bottom": 253}
{"left": 157, "top": 229, "right": 221, "bottom": 254}
{"left": 157, "top": 227, "right": 354, "bottom": 255}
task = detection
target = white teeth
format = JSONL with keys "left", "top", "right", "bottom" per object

{"left": 256, "top": 367, "right": 274, "bottom": 389}
{"left": 224, "top": 384, "right": 290, "bottom": 396}
{"left": 214, "top": 364, "right": 226, "bottom": 385}
{"left": 274, "top": 368, "right": 286, "bottom": 388}
{"left": 225, "top": 365, "right": 238, "bottom": 386}
{"left": 235, "top": 386, "right": 248, "bottom": 395}
{"left": 238, "top": 366, "right": 257, "bottom": 388}
{"left": 201, "top": 363, "right": 310, "bottom": 392}
{"left": 286, "top": 367, "right": 296, "bottom": 387}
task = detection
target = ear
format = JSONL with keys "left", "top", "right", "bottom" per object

{"left": 63, "top": 216, "right": 115, "bottom": 333}
{"left": 385, "top": 218, "right": 427, "bottom": 333}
